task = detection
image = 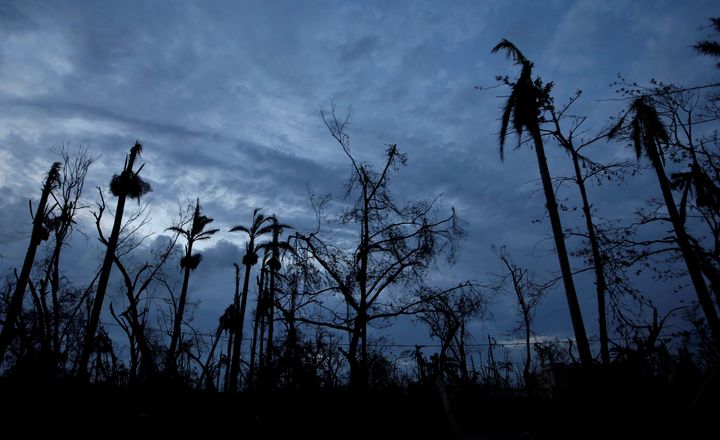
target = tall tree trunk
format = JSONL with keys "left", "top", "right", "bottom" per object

{"left": 0, "top": 162, "right": 59, "bottom": 366}
{"left": 223, "top": 264, "right": 240, "bottom": 392}
{"left": 78, "top": 147, "right": 139, "bottom": 379}
{"left": 248, "top": 267, "right": 266, "bottom": 388}
{"left": 648, "top": 146, "right": 720, "bottom": 345}
{"left": 531, "top": 129, "right": 593, "bottom": 366}
{"left": 228, "top": 259, "right": 253, "bottom": 392}
{"left": 570, "top": 150, "right": 610, "bottom": 366}
{"left": 166, "top": 240, "right": 194, "bottom": 373}
{"left": 200, "top": 323, "right": 223, "bottom": 389}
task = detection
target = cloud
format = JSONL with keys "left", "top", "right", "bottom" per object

{"left": 0, "top": 0, "right": 716, "bottom": 353}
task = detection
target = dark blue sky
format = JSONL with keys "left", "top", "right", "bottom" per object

{"left": 1, "top": 0, "right": 718, "bottom": 359}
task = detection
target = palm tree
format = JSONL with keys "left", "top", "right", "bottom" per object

{"left": 78, "top": 141, "right": 151, "bottom": 379}
{"left": 227, "top": 208, "right": 273, "bottom": 392}
{"left": 259, "top": 216, "right": 291, "bottom": 375}
{"left": 614, "top": 97, "right": 720, "bottom": 344}
{"left": 165, "top": 199, "right": 219, "bottom": 373}
{"left": 0, "top": 162, "right": 61, "bottom": 366}
{"left": 491, "top": 39, "right": 592, "bottom": 366}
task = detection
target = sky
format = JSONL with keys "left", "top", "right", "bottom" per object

{"left": 1, "top": 0, "right": 719, "bottom": 362}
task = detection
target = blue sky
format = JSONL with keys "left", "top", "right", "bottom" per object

{"left": 1, "top": 0, "right": 718, "bottom": 361}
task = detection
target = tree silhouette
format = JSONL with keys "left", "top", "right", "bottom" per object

{"left": 77, "top": 141, "right": 151, "bottom": 379}
{"left": 544, "top": 95, "right": 617, "bottom": 366}
{"left": 227, "top": 208, "right": 273, "bottom": 392}
{"left": 0, "top": 162, "right": 61, "bottom": 366}
{"left": 495, "top": 246, "right": 545, "bottom": 384}
{"left": 165, "top": 199, "right": 219, "bottom": 373}
{"left": 255, "top": 216, "right": 291, "bottom": 385}
{"left": 611, "top": 97, "right": 720, "bottom": 346}
{"left": 491, "top": 39, "right": 592, "bottom": 366}
{"left": 694, "top": 17, "right": 720, "bottom": 68}
{"left": 293, "top": 105, "right": 465, "bottom": 388}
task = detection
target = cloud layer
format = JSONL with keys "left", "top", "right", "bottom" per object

{"left": 1, "top": 0, "right": 718, "bottom": 355}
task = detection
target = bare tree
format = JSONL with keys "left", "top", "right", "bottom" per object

{"left": 78, "top": 141, "right": 151, "bottom": 379}
{"left": 417, "top": 284, "right": 486, "bottom": 384}
{"left": 293, "top": 105, "right": 465, "bottom": 388}
{"left": 494, "top": 246, "right": 546, "bottom": 384}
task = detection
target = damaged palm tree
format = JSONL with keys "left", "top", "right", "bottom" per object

{"left": 165, "top": 199, "right": 219, "bottom": 374}
{"left": 491, "top": 39, "right": 592, "bottom": 366}
{"left": 611, "top": 98, "right": 720, "bottom": 346}
{"left": 77, "top": 141, "right": 151, "bottom": 379}
{"left": 256, "top": 216, "right": 291, "bottom": 384}
{"left": 0, "top": 162, "right": 61, "bottom": 366}
{"left": 227, "top": 208, "right": 273, "bottom": 392}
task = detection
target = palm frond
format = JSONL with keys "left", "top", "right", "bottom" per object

{"left": 498, "top": 91, "right": 516, "bottom": 161}
{"left": 131, "top": 140, "right": 143, "bottom": 156}
{"left": 48, "top": 162, "right": 62, "bottom": 185}
{"left": 630, "top": 117, "right": 642, "bottom": 160}
{"left": 180, "top": 253, "right": 202, "bottom": 270}
{"left": 256, "top": 224, "right": 275, "bottom": 236}
{"left": 491, "top": 39, "right": 527, "bottom": 64}
{"left": 229, "top": 225, "right": 251, "bottom": 234}
{"left": 694, "top": 41, "right": 720, "bottom": 58}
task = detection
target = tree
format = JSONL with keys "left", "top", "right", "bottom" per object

{"left": 77, "top": 141, "right": 151, "bottom": 379}
{"left": 610, "top": 97, "right": 720, "bottom": 346}
{"left": 491, "top": 39, "right": 592, "bottom": 365}
{"left": 96, "top": 195, "right": 180, "bottom": 381}
{"left": 254, "top": 216, "right": 291, "bottom": 386}
{"left": 417, "top": 284, "right": 485, "bottom": 384}
{"left": 542, "top": 92, "right": 623, "bottom": 366}
{"left": 0, "top": 161, "right": 61, "bottom": 366}
{"left": 5, "top": 147, "right": 95, "bottom": 374}
{"left": 293, "top": 105, "right": 465, "bottom": 388}
{"left": 227, "top": 208, "right": 273, "bottom": 392}
{"left": 165, "top": 199, "right": 219, "bottom": 373}
{"left": 494, "top": 247, "right": 545, "bottom": 384}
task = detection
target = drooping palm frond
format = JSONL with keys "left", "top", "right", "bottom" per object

{"left": 130, "top": 140, "right": 143, "bottom": 156}
{"left": 498, "top": 89, "right": 517, "bottom": 161}
{"left": 491, "top": 39, "right": 527, "bottom": 64}
{"left": 229, "top": 225, "right": 251, "bottom": 234}
{"left": 165, "top": 226, "right": 189, "bottom": 239}
{"left": 48, "top": 162, "right": 62, "bottom": 186}
{"left": 242, "top": 251, "right": 259, "bottom": 266}
{"left": 190, "top": 199, "right": 218, "bottom": 239}
{"left": 493, "top": 39, "right": 539, "bottom": 161}
{"left": 256, "top": 224, "right": 276, "bottom": 237}
{"left": 109, "top": 172, "right": 152, "bottom": 199}
{"left": 672, "top": 161, "right": 720, "bottom": 211}
{"left": 180, "top": 253, "right": 203, "bottom": 270}
{"left": 695, "top": 41, "right": 720, "bottom": 57}
{"left": 695, "top": 18, "right": 720, "bottom": 68}
{"left": 196, "top": 229, "right": 220, "bottom": 241}
{"left": 628, "top": 97, "right": 670, "bottom": 163}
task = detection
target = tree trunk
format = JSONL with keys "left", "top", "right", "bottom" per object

{"left": 0, "top": 163, "right": 58, "bottom": 366}
{"left": 531, "top": 129, "right": 593, "bottom": 366}
{"left": 228, "top": 260, "right": 253, "bottom": 392}
{"left": 166, "top": 240, "right": 194, "bottom": 373}
{"left": 78, "top": 147, "right": 139, "bottom": 380}
{"left": 570, "top": 150, "right": 610, "bottom": 366}
{"left": 248, "top": 267, "right": 266, "bottom": 388}
{"left": 265, "top": 263, "right": 276, "bottom": 378}
{"left": 649, "top": 146, "right": 720, "bottom": 345}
